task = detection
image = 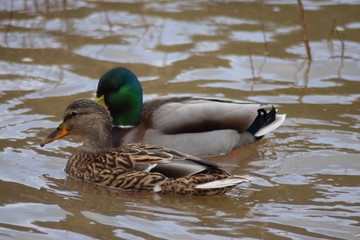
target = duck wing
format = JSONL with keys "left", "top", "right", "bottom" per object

{"left": 126, "top": 96, "right": 285, "bottom": 157}
{"left": 118, "top": 143, "right": 222, "bottom": 178}
{"left": 144, "top": 97, "right": 260, "bottom": 134}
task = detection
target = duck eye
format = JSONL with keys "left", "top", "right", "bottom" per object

{"left": 113, "top": 84, "right": 120, "bottom": 91}
{"left": 70, "top": 112, "right": 78, "bottom": 117}
{"left": 64, "top": 111, "right": 78, "bottom": 122}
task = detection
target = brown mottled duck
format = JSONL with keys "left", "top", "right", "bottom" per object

{"left": 95, "top": 67, "right": 286, "bottom": 157}
{"left": 40, "top": 99, "right": 251, "bottom": 195}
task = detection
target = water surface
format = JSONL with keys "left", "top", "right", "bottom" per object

{"left": 0, "top": 1, "right": 359, "bottom": 239}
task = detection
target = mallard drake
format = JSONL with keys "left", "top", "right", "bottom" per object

{"left": 95, "top": 67, "right": 286, "bottom": 157}
{"left": 40, "top": 99, "right": 251, "bottom": 195}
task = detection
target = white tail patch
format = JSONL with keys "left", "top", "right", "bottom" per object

{"left": 254, "top": 114, "right": 286, "bottom": 137}
{"left": 144, "top": 163, "right": 158, "bottom": 172}
{"left": 153, "top": 184, "right": 162, "bottom": 192}
{"left": 195, "top": 176, "right": 252, "bottom": 189}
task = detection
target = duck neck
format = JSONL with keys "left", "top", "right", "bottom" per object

{"left": 110, "top": 86, "right": 143, "bottom": 127}
{"left": 111, "top": 104, "right": 142, "bottom": 127}
{"left": 80, "top": 123, "right": 113, "bottom": 154}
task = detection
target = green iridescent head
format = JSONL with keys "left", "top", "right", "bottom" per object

{"left": 95, "top": 67, "right": 143, "bottom": 126}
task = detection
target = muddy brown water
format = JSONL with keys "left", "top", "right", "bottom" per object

{"left": 0, "top": 1, "right": 359, "bottom": 239}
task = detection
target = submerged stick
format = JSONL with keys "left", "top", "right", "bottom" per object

{"left": 297, "top": 0, "right": 312, "bottom": 61}
{"left": 247, "top": 41, "right": 256, "bottom": 82}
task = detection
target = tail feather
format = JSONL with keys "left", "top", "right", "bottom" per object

{"left": 254, "top": 113, "right": 286, "bottom": 137}
{"left": 247, "top": 106, "right": 286, "bottom": 138}
{"left": 195, "top": 175, "right": 251, "bottom": 189}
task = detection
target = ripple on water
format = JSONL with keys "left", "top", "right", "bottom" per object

{"left": 0, "top": 0, "right": 359, "bottom": 240}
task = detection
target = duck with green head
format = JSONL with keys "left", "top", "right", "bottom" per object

{"left": 40, "top": 99, "right": 251, "bottom": 195}
{"left": 96, "top": 67, "right": 286, "bottom": 157}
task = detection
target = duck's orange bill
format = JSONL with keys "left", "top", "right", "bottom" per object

{"left": 40, "top": 123, "right": 70, "bottom": 147}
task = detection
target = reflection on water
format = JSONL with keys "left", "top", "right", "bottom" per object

{"left": 0, "top": 0, "right": 359, "bottom": 239}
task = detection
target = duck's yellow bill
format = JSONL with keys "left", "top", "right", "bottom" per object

{"left": 94, "top": 95, "right": 109, "bottom": 109}
{"left": 40, "top": 123, "right": 70, "bottom": 147}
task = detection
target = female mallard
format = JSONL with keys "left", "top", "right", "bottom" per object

{"left": 95, "top": 67, "right": 286, "bottom": 157}
{"left": 40, "top": 99, "right": 251, "bottom": 195}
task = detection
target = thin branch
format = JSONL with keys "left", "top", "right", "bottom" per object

{"left": 260, "top": 17, "right": 269, "bottom": 56}
{"left": 247, "top": 41, "right": 256, "bottom": 82}
{"left": 327, "top": 18, "right": 337, "bottom": 59}
{"left": 258, "top": 17, "right": 269, "bottom": 77}
{"left": 297, "top": 0, "right": 312, "bottom": 61}
{"left": 335, "top": 25, "right": 345, "bottom": 77}
{"left": 335, "top": 27, "right": 345, "bottom": 63}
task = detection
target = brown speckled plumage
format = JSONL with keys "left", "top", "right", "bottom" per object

{"left": 41, "top": 99, "right": 251, "bottom": 195}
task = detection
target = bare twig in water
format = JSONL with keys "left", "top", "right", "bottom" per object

{"left": 327, "top": 18, "right": 345, "bottom": 76}
{"left": 260, "top": 17, "right": 269, "bottom": 56}
{"left": 298, "top": 60, "right": 311, "bottom": 103}
{"left": 335, "top": 26, "right": 345, "bottom": 64}
{"left": 335, "top": 24, "right": 345, "bottom": 77}
{"left": 247, "top": 41, "right": 256, "bottom": 82}
{"left": 99, "top": 1, "right": 114, "bottom": 34}
{"left": 297, "top": 0, "right": 312, "bottom": 61}
{"left": 258, "top": 17, "right": 269, "bottom": 77}
{"left": 327, "top": 19, "right": 337, "bottom": 59}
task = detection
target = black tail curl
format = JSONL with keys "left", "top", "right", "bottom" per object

{"left": 246, "top": 106, "right": 276, "bottom": 139}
